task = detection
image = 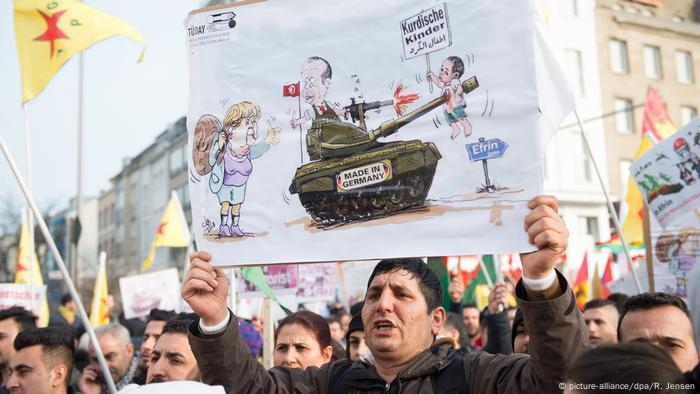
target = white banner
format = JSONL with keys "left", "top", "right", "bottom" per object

{"left": 186, "top": 0, "right": 565, "bottom": 266}
{"left": 119, "top": 269, "right": 181, "bottom": 319}
{"left": 296, "top": 263, "right": 336, "bottom": 302}
{"left": 0, "top": 284, "right": 46, "bottom": 318}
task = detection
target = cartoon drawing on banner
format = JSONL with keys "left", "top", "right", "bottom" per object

{"left": 655, "top": 228, "right": 700, "bottom": 298}
{"left": 186, "top": 0, "right": 551, "bottom": 264}
{"left": 192, "top": 102, "right": 281, "bottom": 239}
{"left": 673, "top": 137, "right": 700, "bottom": 185}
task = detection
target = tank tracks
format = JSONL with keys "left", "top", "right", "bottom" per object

{"left": 298, "top": 165, "right": 436, "bottom": 225}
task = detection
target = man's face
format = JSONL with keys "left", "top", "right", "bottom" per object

{"left": 226, "top": 116, "right": 258, "bottom": 156}
{"left": 7, "top": 345, "right": 66, "bottom": 394}
{"left": 340, "top": 315, "right": 351, "bottom": 333}
{"left": 362, "top": 269, "right": 444, "bottom": 363}
{"left": 146, "top": 333, "right": 198, "bottom": 384}
{"left": 89, "top": 333, "right": 134, "bottom": 383}
{"left": 619, "top": 306, "right": 699, "bottom": 372}
{"left": 328, "top": 322, "right": 344, "bottom": 343}
{"left": 140, "top": 320, "right": 166, "bottom": 368}
{"left": 347, "top": 331, "right": 369, "bottom": 361}
{"left": 439, "top": 59, "right": 456, "bottom": 84}
{"left": 301, "top": 59, "right": 331, "bottom": 106}
{"left": 513, "top": 324, "right": 529, "bottom": 354}
{"left": 584, "top": 305, "right": 619, "bottom": 346}
{"left": 462, "top": 307, "right": 480, "bottom": 337}
{"left": 0, "top": 319, "right": 20, "bottom": 366}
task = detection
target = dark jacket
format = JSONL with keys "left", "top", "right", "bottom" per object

{"left": 189, "top": 272, "right": 587, "bottom": 393}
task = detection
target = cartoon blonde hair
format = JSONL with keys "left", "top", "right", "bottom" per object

{"left": 224, "top": 101, "right": 261, "bottom": 129}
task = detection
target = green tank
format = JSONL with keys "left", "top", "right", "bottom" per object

{"left": 289, "top": 77, "right": 479, "bottom": 224}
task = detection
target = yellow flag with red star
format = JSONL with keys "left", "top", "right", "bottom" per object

{"left": 141, "top": 192, "right": 190, "bottom": 272}
{"left": 89, "top": 252, "right": 110, "bottom": 327}
{"left": 14, "top": 0, "right": 146, "bottom": 102}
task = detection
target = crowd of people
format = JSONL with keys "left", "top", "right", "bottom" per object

{"left": 0, "top": 196, "right": 698, "bottom": 393}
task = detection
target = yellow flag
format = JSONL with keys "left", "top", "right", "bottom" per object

{"left": 141, "top": 193, "right": 190, "bottom": 272}
{"left": 14, "top": 0, "right": 146, "bottom": 102}
{"left": 15, "top": 211, "right": 49, "bottom": 326}
{"left": 89, "top": 252, "right": 109, "bottom": 327}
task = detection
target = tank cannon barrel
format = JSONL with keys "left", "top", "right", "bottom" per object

{"left": 368, "top": 76, "right": 479, "bottom": 141}
{"left": 344, "top": 99, "right": 394, "bottom": 127}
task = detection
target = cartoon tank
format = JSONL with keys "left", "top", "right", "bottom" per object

{"left": 289, "top": 76, "right": 479, "bottom": 224}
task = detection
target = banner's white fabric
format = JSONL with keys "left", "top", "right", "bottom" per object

{"left": 119, "top": 269, "right": 181, "bottom": 319}
{"left": 185, "top": 0, "right": 561, "bottom": 266}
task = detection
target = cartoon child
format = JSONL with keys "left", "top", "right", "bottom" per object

{"left": 209, "top": 101, "right": 280, "bottom": 237}
{"left": 290, "top": 56, "right": 346, "bottom": 128}
{"left": 427, "top": 56, "right": 473, "bottom": 140}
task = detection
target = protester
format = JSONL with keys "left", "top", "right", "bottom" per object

{"left": 338, "top": 311, "right": 351, "bottom": 336}
{"left": 344, "top": 312, "right": 368, "bottom": 361}
{"left": 326, "top": 316, "right": 345, "bottom": 344}
{"left": 460, "top": 303, "right": 481, "bottom": 347}
{"left": 583, "top": 299, "right": 619, "bottom": 346}
{"left": 439, "top": 312, "right": 468, "bottom": 350}
{"left": 146, "top": 314, "right": 199, "bottom": 384}
{"left": 49, "top": 294, "right": 82, "bottom": 331}
{"left": 6, "top": 327, "right": 75, "bottom": 394}
{"left": 78, "top": 323, "right": 140, "bottom": 393}
{"left": 238, "top": 320, "right": 263, "bottom": 359}
{"left": 618, "top": 292, "right": 699, "bottom": 372}
{"left": 271, "top": 310, "right": 334, "bottom": 370}
{"left": 0, "top": 307, "right": 37, "bottom": 388}
{"left": 564, "top": 342, "right": 695, "bottom": 394}
{"left": 134, "top": 309, "right": 175, "bottom": 385}
{"left": 511, "top": 309, "right": 528, "bottom": 354}
{"left": 183, "top": 195, "right": 587, "bottom": 393}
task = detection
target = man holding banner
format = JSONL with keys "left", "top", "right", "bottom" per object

{"left": 182, "top": 195, "right": 587, "bottom": 393}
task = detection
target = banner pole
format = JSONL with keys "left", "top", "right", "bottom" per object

{"left": 643, "top": 202, "right": 655, "bottom": 292}
{"left": 262, "top": 297, "right": 274, "bottom": 369}
{"left": 0, "top": 136, "right": 118, "bottom": 394}
{"left": 574, "top": 109, "right": 643, "bottom": 294}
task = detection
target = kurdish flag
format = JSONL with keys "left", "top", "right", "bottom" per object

{"left": 573, "top": 252, "right": 590, "bottom": 310}
{"left": 15, "top": 210, "right": 49, "bottom": 326}
{"left": 89, "top": 252, "right": 109, "bottom": 327}
{"left": 599, "top": 88, "right": 675, "bottom": 252}
{"left": 14, "top": 0, "right": 145, "bottom": 102}
{"left": 142, "top": 192, "right": 190, "bottom": 272}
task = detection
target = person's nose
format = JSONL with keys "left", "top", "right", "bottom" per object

{"left": 586, "top": 321, "right": 596, "bottom": 335}
{"left": 6, "top": 373, "right": 19, "bottom": 389}
{"left": 375, "top": 289, "right": 395, "bottom": 313}
{"left": 283, "top": 349, "right": 299, "bottom": 367}
{"left": 149, "top": 359, "right": 166, "bottom": 381}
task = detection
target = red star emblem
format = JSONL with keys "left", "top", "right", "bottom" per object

{"left": 34, "top": 9, "right": 69, "bottom": 58}
{"left": 157, "top": 221, "right": 167, "bottom": 236}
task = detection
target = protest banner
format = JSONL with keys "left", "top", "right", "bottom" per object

{"left": 631, "top": 117, "right": 700, "bottom": 229}
{"left": 651, "top": 223, "right": 700, "bottom": 300}
{"left": 185, "top": 0, "right": 571, "bottom": 266}
{"left": 119, "top": 269, "right": 181, "bottom": 319}
{"left": 237, "top": 265, "right": 298, "bottom": 299}
{"left": 296, "top": 263, "right": 336, "bottom": 302}
{"left": 0, "top": 284, "right": 46, "bottom": 318}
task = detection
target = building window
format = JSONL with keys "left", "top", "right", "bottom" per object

{"left": 676, "top": 51, "right": 694, "bottom": 84}
{"left": 169, "top": 145, "right": 186, "bottom": 175}
{"left": 563, "top": 0, "right": 578, "bottom": 17}
{"left": 578, "top": 216, "right": 600, "bottom": 242}
{"left": 609, "top": 39, "right": 629, "bottom": 74}
{"left": 566, "top": 49, "right": 585, "bottom": 97}
{"left": 614, "top": 98, "right": 634, "bottom": 133}
{"left": 643, "top": 45, "right": 662, "bottom": 79}
{"left": 680, "top": 106, "right": 698, "bottom": 126}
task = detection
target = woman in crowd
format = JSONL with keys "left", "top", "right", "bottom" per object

{"left": 273, "top": 310, "right": 334, "bottom": 370}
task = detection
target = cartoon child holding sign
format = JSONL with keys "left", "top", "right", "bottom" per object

{"left": 427, "top": 56, "right": 473, "bottom": 140}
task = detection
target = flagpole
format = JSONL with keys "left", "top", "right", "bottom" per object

{"left": 642, "top": 202, "right": 655, "bottom": 292}
{"left": 574, "top": 109, "right": 643, "bottom": 294}
{"left": 0, "top": 136, "right": 118, "bottom": 394}
{"left": 298, "top": 92, "right": 303, "bottom": 164}
{"left": 21, "top": 105, "right": 39, "bottom": 319}
{"left": 70, "top": 53, "right": 84, "bottom": 287}
{"left": 478, "top": 256, "right": 494, "bottom": 288}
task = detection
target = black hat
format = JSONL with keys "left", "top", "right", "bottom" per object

{"left": 511, "top": 308, "right": 524, "bottom": 349}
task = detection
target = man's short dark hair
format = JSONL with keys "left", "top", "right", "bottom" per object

{"left": 366, "top": 258, "right": 443, "bottom": 313}
{"left": 162, "top": 313, "right": 198, "bottom": 335}
{"left": 307, "top": 56, "right": 332, "bottom": 81}
{"left": 0, "top": 307, "right": 37, "bottom": 332}
{"left": 462, "top": 302, "right": 479, "bottom": 312}
{"left": 618, "top": 292, "right": 691, "bottom": 339}
{"left": 60, "top": 294, "right": 73, "bottom": 306}
{"left": 607, "top": 292, "right": 629, "bottom": 314}
{"left": 14, "top": 327, "right": 74, "bottom": 388}
{"left": 446, "top": 56, "right": 465, "bottom": 79}
{"left": 584, "top": 299, "right": 618, "bottom": 314}
{"left": 146, "top": 309, "right": 176, "bottom": 325}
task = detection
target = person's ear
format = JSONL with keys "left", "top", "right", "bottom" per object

{"left": 322, "top": 345, "right": 333, "bottom": 363}
{"left": 50, "top": 364, "right": 68, "bottom": 388}
{"left": 127, "top": 342, "right": 134, "bottom": 355}
{"left": 431, "top": 307, "right": 447, "bottom": 336}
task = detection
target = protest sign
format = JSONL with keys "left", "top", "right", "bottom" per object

{"left": 186, "top": 0, "right": 569, "bottom": 266}
{"left": 119, "top": 269, "right": 181, "bottom": 319}
{"left": 631, "top": 117, "right": 700, "bottom": 228}
{"left": 296, "top": 263, "right": 336, "bottom": 302}
{"left": 237, "top": 265, "right": 298, "bottom": 299}
{"left": 651, "top": 224, "right": 700, "bottom": 299}
{"left": 0, "top": 284, "right": 46, "bottom": 318}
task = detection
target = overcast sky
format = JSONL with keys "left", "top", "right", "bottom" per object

{"left": 0, "top": 0, "right": 202, "bottom": 211}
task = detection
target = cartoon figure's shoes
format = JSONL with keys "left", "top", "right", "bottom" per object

{"left": 230, "top": 225, "right": 245, "bottom": 237}
{"left": 450, "top": 129, "right": 460, "bottom": 140}
{"left": 219, "top": 224, "right": 232, "bottom": 237}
